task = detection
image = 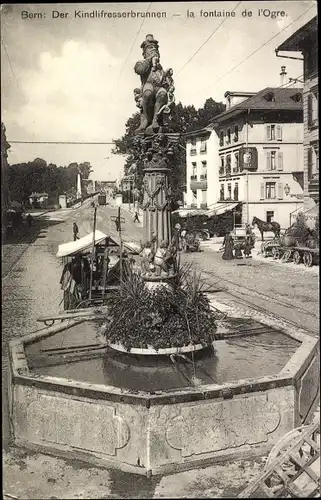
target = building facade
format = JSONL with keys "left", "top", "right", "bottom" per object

{"left": 276, "top": 16, "right": 318, "bottom": 208}
{"left": 185, "top": 87, "right": 304, "bottom": 229}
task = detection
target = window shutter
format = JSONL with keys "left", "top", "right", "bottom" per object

{"left": 277, "top": 152, "right": 283, "bottom": 171}
{"left": 276, "top": 125, "right": 282, "bottom": 141}
{"left": 265, "top": 125, "right": 271, "bottom": 140}
{"left": 260, "top": 183, "right": 265, "bottom": 200}
{"left": 308, "top": 147, "right": 313, "bottom": 180}
{"left": 266, "top": 151, "right": 272, "bottom": 170}
{"left": 278, "top": 182, "right": 283, "bottom": 199}
{"left": 307, "top": 94, "right": 313, "bottom": 126}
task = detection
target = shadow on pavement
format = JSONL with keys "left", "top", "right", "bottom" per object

{"left": 2, "top": 217, "right": 64, "bottom": 246}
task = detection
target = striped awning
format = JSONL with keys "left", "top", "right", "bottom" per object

{"left": 206, "top": 202, "right": 240, "bottom": 217}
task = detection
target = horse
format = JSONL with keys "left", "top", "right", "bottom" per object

{"left": 252, "top": 216, "right": 281, "bottom": 241}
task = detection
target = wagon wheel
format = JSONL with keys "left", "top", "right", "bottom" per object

{"left": 272, "top": 247, "right": 279, "bottom": 259}
{"left": 303, "top": 251, "right": 313, "bottom": 267}
{"left": 293, "top": 250, "right": 301, "bottom": 265}
{"left": 281, "top": 249, "right": 292, "bottom": 263}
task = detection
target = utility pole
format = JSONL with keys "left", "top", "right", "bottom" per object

{"left": 246, "top": 110, "right": 250, "bottom": 225}
{"left": 118, "top": 207, "right": 123, "bottom": 283}
{"left": 89, "top": 206, "right": 97, "bottom": 300}
{"left": 110, "top": 208, "right": 125, "bottom": 283}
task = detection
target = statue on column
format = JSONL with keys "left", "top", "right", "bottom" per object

{"left": 134, "top": 34, "right": 175, "bottom": 134}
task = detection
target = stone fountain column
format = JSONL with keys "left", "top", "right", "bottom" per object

{"left": 141, "top": 134, "right": 178, "bottom": 248}
{"left": 133, "top": 34, "right": 179, "bottom": 285}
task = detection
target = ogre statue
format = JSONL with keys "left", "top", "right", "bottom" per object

{"left": 134, "top": 34, "right": 175, "bottom": 135}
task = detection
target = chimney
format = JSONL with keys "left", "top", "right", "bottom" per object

{"left": 280, "top": 66, "right": 287, "bottom": 87}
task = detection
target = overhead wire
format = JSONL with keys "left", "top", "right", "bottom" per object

{"left": 201, "top": 5, "right": 315, "bottom": 94}
{"left": 177, "top": 1, "right": 243, "bottom": 75}
{"left": 1, "top": 37, "right": 25, "bottom": 104}
{"left": 114, "top": 1, "right": 153, "bottom": 87}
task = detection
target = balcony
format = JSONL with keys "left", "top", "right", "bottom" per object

{"left": 190, "top": 179, "right": 208, "bottom": 190}
{"left": 190, "top": 148, "right": 197, "bottom": 155}
{"left": 200, "top": 203, "right": 207, "bottom": 209}
{"left": 190, "top": 175, "right": 197, "bottom": 180}
{"left": 200, "top": 174, "right": 207, "bottom": 180}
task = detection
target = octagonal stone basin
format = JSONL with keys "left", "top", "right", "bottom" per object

{"left": 9, "top": 314, "right": 319, "bottom": 476}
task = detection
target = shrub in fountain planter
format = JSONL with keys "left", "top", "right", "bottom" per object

{"left": 103, "top": 264, "right": 218, "bottom": 351}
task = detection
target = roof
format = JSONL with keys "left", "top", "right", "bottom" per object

{"left": 56, "top": 230, "right": 108, "bottom": 257}
{"left": 276, "top": 16, "right": 317, "bottom": 52}
{"left": 56, "top": 230, "right": 140, "bottom": 257}
{"left": 224, "top": 91, "right": 256, "bottom": 97}
{"left": 183, "top": 126, "right": 214, "bottom": 139}
{"left": 211, "top": 87, "right": 303, "bottom": 124}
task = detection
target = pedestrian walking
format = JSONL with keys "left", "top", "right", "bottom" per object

{"left": 133, "top": 211, "right": 140, "bottom": 223}
{"left": 73, "top": 222, "right": 79, "bottom": 241}
{"left": 26, "top": 214, "right": 34, "bottom": 227}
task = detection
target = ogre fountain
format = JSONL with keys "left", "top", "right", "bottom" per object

{"left": 8, "top": 35, "right": 319, "bottom": 477}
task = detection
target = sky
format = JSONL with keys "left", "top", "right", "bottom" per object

{"left": 1, "top": 1, "right": 317, "bottom": 182}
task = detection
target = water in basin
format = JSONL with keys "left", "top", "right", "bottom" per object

{"left": 25, "top": 319, "right": 300, "bottom": 392}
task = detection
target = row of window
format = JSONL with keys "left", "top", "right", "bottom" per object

{"left": 219, "top": 151, "right": 283, "bottom": 176}
{"left": 219, "top": 126, "right": 239, "bottom": 147}
{"left": 218, "top": 181, "right": 284, "bottom": 201}
{"left": 220, "top": 183, "right": 239, "bottom": 201}
{"left": 191, "top": 161, "right": 207, "bottom": 178}
{"left": 190, "top": 124, "right": 286, "bottom": 155}
{"left": 190, "top": 137, "right": 207, "bottom": 154}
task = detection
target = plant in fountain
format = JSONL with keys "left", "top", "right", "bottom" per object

{"left": 103, "top": 263, "right": 218, "bottom": 351}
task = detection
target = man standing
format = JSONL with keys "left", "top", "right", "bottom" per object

{"left": 73, "top": 222, "right": 79, "bottom": 241}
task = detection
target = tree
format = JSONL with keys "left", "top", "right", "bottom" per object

{"left": 6, "top": 159, "right": 93, "bottom": 205}
{"left": 112, "top": 98, "right": 226, "bottom": 205}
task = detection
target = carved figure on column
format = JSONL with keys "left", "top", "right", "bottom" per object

{"left": 134, "top": 35, "right": 175, "bottom": 134}
{"left": 154, "top": 240, "right": 169, "bottom": 276}
{"left": 140, "top": 241, "right": 155, "bottom": 276}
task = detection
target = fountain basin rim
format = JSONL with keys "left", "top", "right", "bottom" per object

{"left": 107, "top": 341, "right": 208, "bottom": 355}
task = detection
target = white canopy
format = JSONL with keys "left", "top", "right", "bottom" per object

{"left": 56, "top": 230, "right": 107, "bottom": 258}
{"left": 206, "top": 202, "right": 240, "bottom": 217}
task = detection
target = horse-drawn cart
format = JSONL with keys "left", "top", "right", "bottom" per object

{"left": 261, "top": 238, "right": 319, "bottom": 267}
{"left": 274, "top": 245, "right": 319, "bottom": 267}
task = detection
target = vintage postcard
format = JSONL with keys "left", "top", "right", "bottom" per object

{"left": 2, "top": 2, "right": 319, "bottom": 499}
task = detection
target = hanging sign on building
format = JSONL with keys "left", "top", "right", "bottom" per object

{"left": 239, "top": 147, "right": 258, "bottom": 171}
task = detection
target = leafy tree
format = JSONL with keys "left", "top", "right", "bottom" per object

{"left": 7, "top": 159, "right": 93, "bottom": 205}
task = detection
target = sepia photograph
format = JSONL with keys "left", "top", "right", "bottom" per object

{"left": 1, "top": 1, "right": 319, "bottom": 498}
